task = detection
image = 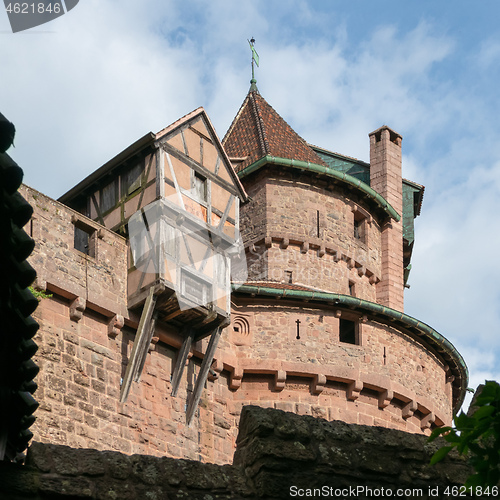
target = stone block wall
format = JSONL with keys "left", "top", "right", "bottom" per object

{"left": 20, "top": 185, "right": 128, "bottom": 318}
{"left": 229, "top": 302, "right": 452, "bottom": 427}
{"left": 0, "top": 406, "right": 475, "bottom": 499}
{"left": 22, "top": 185, "right": 241, "bottom": 464}
{"left": 31, "top": 292, "right": 242, "bottom": 464}
{"left": 240, "top": 168, "right": 383, "bottom": 299}
{"left": 21, "top": 184, "right": 455, "bottom": 466}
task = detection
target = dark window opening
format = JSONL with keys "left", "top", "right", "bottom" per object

{"left": 339, "top": 318, "right": 358, "bottom": 345}
{"left": 74, "top": 224, "right": 96, "bottom": 257}
{"left": 284, "top": 270, "right": 293, "bottom": 284}
{"left": 353, "top": 212, "right": 366, "bottom": 243}
{"left": 193, "top": 172, "right": 207, "bottom": 202}
{"left": 348, "top": 281, "right": 355, "bottom": 296}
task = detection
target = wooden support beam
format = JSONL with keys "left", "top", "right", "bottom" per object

{"left": 120, "top": 287, "right": 157, "bottom": 403}
{"left": 186, "top": 327, "right": 222, "bottom": 425}
{"left": 134, "top": 310, "right": 158, "bottom": 383}
{"left": 171, "top": 329, "right": 195, "bottom": 397}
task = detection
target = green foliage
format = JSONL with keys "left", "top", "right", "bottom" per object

{"left": 28, "top": 286, "right": 52, "bottom": 301}
{"left": 429, "top": 381, "right": 500, "bottom": 487}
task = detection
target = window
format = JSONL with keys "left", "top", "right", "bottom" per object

{"left": 162, "top": 222, "right": 177, "bottom": 258}
{"left": 181, "top": 269, "right": 212, "bottom": 305}
{"left": 284, "top": 270, "right": 293, "bottom": 284}
{"left": 216, "top": 253, "right": 228, "bottom": 289}
{"left": 74, "top": 224, "right": 96, "bottom": 257}
{"left": 353, "top": 211, "right": 366, "bottom": 243}
{"left": 339, "top": 318, "right": 358, "bottom": 345}
{"left": 193, "top": 172, "right": 207, "bottom": 202}
{"left": 348, "top": 281, "right": 355, "bottom": 296}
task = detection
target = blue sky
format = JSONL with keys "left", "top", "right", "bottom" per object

{"left": 2, "top": 0, "right": 500, "bottom": 410}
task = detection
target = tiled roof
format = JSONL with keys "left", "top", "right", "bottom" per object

{"left": 223, "top": 90, "right": 327, "bottom": 173}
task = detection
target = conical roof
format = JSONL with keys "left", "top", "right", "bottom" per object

{"left": 223, "top": 89, "right": 327, "bottom": 173}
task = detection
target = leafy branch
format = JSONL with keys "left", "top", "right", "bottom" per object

{"left": 429, "top": 381, "right": 500, "bottom": 487}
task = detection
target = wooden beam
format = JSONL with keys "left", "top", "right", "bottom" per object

{"left": 170, "top": 329, "right": 195, "bottom": 397}
{"left": 120, "top": 287, "right": 157, "bottom": 403}
{"left": 186, "top": 327, "right": 222, "bottom": 425}
{"left": 162, "top": 143, "right": 239, "bottom": 196}
{"left": 134, "top": 310, "right": 158, "bottom": 383}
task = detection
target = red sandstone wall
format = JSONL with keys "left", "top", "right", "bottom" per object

{"left": 22, "top": 185, "right": 453, "bottom": 467}
{"left": 23, "top": 185, "right": 240, "bottom": 464}
{"left": 369, "top": 127, "right": 405, "bottom": 311}
{"left": 227, "top": 301, "right": 452, "bottom": 429}
{"left": 240, "top": 169, "right": 382, "bottom": 299}
{"left": 31, "top": 295, "right": 240, "bottom": 464}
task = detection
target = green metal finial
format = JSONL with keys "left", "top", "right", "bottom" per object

{"left": 248, "top": 38, "right": 259, "bottom": 92}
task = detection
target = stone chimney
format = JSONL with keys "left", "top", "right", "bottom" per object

{"left": 369, "top": 126, "right": 404, "bottom": 311}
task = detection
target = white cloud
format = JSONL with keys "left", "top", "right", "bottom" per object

{"left": 2, "top": 0, "right": 207, "bottom": 197}
{"left": 477, "top": 38, "right": 500, "bottom": 68}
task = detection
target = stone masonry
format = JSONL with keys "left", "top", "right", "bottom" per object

{"left": 369, "top": 126, "right": 404, "bottom": 311}
{"left": 23, "top": 180, "right": 460, "bottom": 465}
{"left": 0, "top": 406, "right": 474, "bottom": 499}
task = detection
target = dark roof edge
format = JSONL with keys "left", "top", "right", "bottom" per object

{"left": 310, "top": 144, "right": 370, "bottom": 167}
{"left": 238, "top": 155, "right": 401, "bottom": 222}
{"left": 59, "top": 132, "right": 156, "bottom": 203}
{"left": 232, "top": 284, "right": 468, "bottom": 412}
{"left": 403, "top": 178, "right": 425, "bottom": 217}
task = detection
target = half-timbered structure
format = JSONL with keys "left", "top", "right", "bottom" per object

{"left": 60, "top": 108, "right": 247, "bottom": 422}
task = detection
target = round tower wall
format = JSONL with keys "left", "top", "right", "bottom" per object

{"left": 241, "top": 169, "right": 383, "bottom": 299}
{"left": 228, "top": 301, "right": 453, "bottom": 427}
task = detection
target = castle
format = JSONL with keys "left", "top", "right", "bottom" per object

{"left": 22, "top": 82, "right": 467, "bottom": 465}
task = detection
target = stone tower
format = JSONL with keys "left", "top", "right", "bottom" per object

{"left": 221, "top": 85, "right": 467, "bottom": 434}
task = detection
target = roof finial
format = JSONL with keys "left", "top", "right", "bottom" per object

{"left": 248, "top": 37, "right": 259, "bottom": 92}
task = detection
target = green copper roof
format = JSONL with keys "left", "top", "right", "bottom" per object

{"left": 313, "top": 146, "right": 371, "bottom": 185}
{"left": 237, "top": 155, "right": 401, "bottom": 222}
{"left": 402, "top": 179, "right": 425, "bottom": 246}
{"left": 232, "top": 283, "right": 468, "bottom": 412}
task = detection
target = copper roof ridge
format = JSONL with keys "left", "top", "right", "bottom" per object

{"left": 249, "top": 91, "right": 269, "bottom": 157}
